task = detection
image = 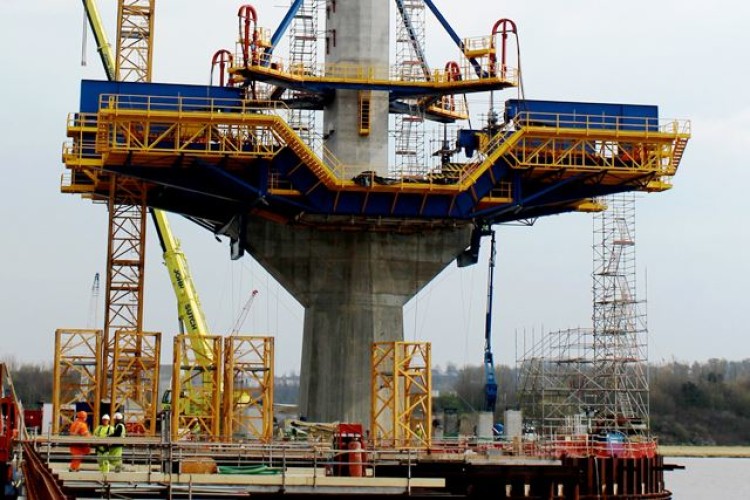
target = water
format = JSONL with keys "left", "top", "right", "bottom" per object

{"left": 665, "top": 457, "right": 750, "bottom": 498}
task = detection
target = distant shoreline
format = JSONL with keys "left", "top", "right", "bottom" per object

{"left": 659, "top": 446, "right": 750, "bottom": 458}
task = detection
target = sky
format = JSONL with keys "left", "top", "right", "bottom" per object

{"left": 1, "top": 0, "right": 749, "bottom": 375}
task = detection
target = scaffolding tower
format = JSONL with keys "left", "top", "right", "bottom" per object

{"left": 393, "top": 0, "right": 427, "bottom": 176}
{"left": 516, "top": 327, "right": 593, "bottom": 436}
{"left": 589, "top": 193, "right": 649, "bottom": 433}
{"left": 518, "top": 194, "right": 649, "bottom": 437}
{"left": 110, "top": 330, "right": 161, "bottom": 435}
{"left": 287, "top": 0, "right": 320, "bottom": 153}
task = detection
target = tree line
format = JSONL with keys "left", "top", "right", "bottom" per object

{"left": 6, "top": 358, "right": 750, "bottom": 445}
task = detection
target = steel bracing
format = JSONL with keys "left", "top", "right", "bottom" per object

{"left": 110, "top": 330, "right": 161, "bottom": 434}
{"left": 371, "top": 341, "right": 432, "bottom": 450}
{"left": 52, "top": 329, "right": 102, "bottom": 433}
{"left": 115, "top": 0, "right": 154, "bottom": 82}
{"left": 171, "top": 335, "right": 222, "bottom": 441}
{"left": 223, "top": 336, "right": 274, "bottom": 442}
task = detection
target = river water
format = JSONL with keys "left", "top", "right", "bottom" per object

{"left": 665, "top": 457, "right": 750, "bottom": 498}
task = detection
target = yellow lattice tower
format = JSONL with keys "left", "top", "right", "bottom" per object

{"left": 223, "top": 336, "right": 274, "bottom": 442}
{"left": 172, "top": 335, "right": 222, "bottom": 441}
{"left": 100, "top": 0, "right": 155, "bottom": 432}
{"left": 52, "top": 329, "right": 102, "bottom": 433}
{"left": 115, "top": 0, "right": 154, "bottom": 82}
{"left": 110, "top": 330, "right": 161, "bottom": 435}
{"left": 371, "top": 341, "right": 432, "bottom": 450}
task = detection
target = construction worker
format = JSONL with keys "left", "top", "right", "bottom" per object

{"left": 68, "top": 411, "right": 91, "bottom": 472}
{"left": 93, "top": 414, "right": 112, "bottom": 472}
{"left": 109, "top": 412, "right": 127, "bottom": 472}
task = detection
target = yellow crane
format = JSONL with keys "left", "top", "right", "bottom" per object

{"left": 150, "top": 210, "right": 214, "bottom": 353}
{"left": 81, "top": 0, "right": 216, "bottom": 426}
{"left": 78, "top": 0, "right": 274, "bottom": 442}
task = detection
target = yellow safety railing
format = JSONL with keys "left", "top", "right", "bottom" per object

{"left": 97, "top": 93, "right": 291, "bottom": 116}
{"left": 509, "top": 110, "right": 691, "bottom": 138}
{"left": 236, "top": 51, "right": 519, "bottom": 87}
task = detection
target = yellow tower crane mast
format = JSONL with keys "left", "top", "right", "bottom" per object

{"left": 81, "top": 0, "right": 215, "bottom": 427}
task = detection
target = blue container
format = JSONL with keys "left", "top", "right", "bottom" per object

{"left": 505, "top": 99, "right": 659, "bottom": 132}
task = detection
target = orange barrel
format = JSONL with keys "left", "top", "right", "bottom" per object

{"left": 347, "top": 440, "right": 364, "bottom": 477}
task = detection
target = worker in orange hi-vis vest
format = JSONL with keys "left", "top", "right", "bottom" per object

{"left": 68, "top": 411, "right": 91, "bottom": 472}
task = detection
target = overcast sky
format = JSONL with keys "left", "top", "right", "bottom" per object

{"left": 2, "top": 1, "right": 748, "bottom": 375}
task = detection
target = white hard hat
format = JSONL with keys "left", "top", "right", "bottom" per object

{"left": 102, "top": 414, "right": 110, "bottom": 420}
{"left": 114, "top": 412, "right": 123, "bottom": 420}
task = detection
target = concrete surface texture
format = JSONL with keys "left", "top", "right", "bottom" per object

{"left": 323, "top": 0, "right": 390, "bottom": 177}
{"left": 244, "top": 218, "right": 472, "bottom": 425}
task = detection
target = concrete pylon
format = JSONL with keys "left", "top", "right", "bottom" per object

{"left": 243, "top": 218, "right": 472, "bottom": 426}
{"left": 323, "top": 0, "right": 390, "bottom": 177}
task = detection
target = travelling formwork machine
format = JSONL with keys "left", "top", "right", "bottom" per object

{"left": 26, "top": 0, "right": 690, "bottom": 498}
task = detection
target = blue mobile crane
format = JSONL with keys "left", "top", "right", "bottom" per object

{"left": 483, "top": 228, "right": 498, "bottom": 414}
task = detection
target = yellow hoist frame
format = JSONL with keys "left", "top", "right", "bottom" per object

{"left": 52, "top": 329, "right": 102, "bottom": 433}
{"left": 223, "top": 336, "right": 275, "bottom": 442}
{"left": 371, "top": 341, "right": 432, "bottom": 450}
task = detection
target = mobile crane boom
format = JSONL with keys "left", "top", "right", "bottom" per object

{"left": 150, "top": 210, "right": 213, "bottom": 357}
{"left": 81, "top": 0, "right": 116, "bottom": 81}
{"left": 483, "top": 229, "right": 498, "bottom": 413}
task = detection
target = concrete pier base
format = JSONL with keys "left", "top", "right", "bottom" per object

{"left": 243, "top": 219, "right": 472, "bottom": 425}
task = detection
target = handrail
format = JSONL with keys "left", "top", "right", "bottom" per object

{"left": 98, "top": 93, "right": 291, "bottom": 115}
{"left": 236, "top": 51, "right": 519, "bottom": 86}
{"left": 511, "top": 110, "right": 691, "bottom": 137}
{"left": 31, "top": 432, "right": 659, "bottom": 465}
